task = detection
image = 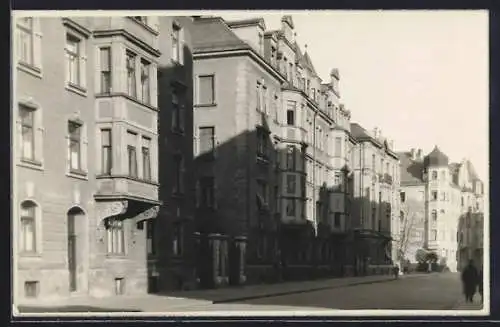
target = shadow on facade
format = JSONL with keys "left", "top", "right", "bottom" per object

{"left": 149, "top": 110, "right": 395, "bottom": 300}
{"left": 456, "top": 210, "right": 484, "bottom": 272}
{"left": 148, "top": 42, "right": 197, "bottom": 293}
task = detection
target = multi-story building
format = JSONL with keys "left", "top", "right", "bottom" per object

{"left": 189, "top": 15, "right": 357, "bottom": 285}
{"left": 13, "top": 15, "right": 161, "bottom": 302}
{"left": 350, "top": 124, "right": 400, "bottom": 276}
{"left": 398, "top": 147, "right": 484, "bottom": 272}
{"left": 150, "top": 16, "right": 197, "bottom": 292}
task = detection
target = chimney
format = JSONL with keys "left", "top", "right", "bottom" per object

{"left": 372, "top": 127, "right": 378, "bottom": 139}
{"left": 410, "top": 148, "right": 416, "bottom": 160}
{"left": 416, "top": 148, "right": 423, "bottom": 161}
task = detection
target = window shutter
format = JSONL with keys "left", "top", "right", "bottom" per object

{"left": 195, "top": 180, "right": 200, "bottom": 208}
{"left": 80, "top": 52, "right": 88, "bottom": 89}
{"left": 82, "top": 124, "right": 88, "bottom": 172}
{"left": 179, "top": 28, "right": 185, "bottom": 65}
{"left": 213, "top": 179, "right": 218, "bottom": 209}
{"left": 193, "top": 126, "right": 199, "bottom": 156}
{"left": 33, "top": 18, "right": 43, "bottom": 70}
{"left": 35, "top": 110, "right": 44, "bottom": 163}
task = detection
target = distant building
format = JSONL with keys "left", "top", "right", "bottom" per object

{"left": 14, "top": 16, "right": 161, "bottom": 301}
{"left": 350, "top": 124, "right": 400, "bottom": 275}
{"left": 398, "top": 147, "right": 484, "bottom": 272}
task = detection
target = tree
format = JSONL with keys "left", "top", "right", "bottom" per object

{"left": 396, "top": 198, "right": 422, "bottom": 264}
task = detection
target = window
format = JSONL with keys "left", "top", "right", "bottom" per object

{"left": 100, "top": 47, "right": 111, "bottom": 93}
{"left": 65, "top": 34, "right": 81, "bottom": 86}
{"left": 198, "top": 75, "right": 215, "bottom": 105}
{"left": 140, "top": 59, "right": 150, "bottom": 104}
{"left": 461, "top": 196, "right": 464, "bottom": 207}
{"left": 335, "top": 137, "right": 341, "bottom": 157}
{"left": 171, "top": 89, "right": 185, "bottom": 132}
{"left": 286, "top": 101, "right": 296, "bottom": 125}
{"left": 257, "top": 129, "right": 268, "bottom": 158}
{"left": 372, "top": 154, "right": 376, "bottom": 170}
{"left": 271, "top": 47, "right": 276, "bottom": 65}
{"left": 400, "top": 211, "right": 404, "bottom": 223}
{"left": 274, "top": 94, "right": 279, "bottom": 121}
{"left": 68, "top": 121, "right": 82, "bottom": 171}
{"left": 263, "top": 86, "right": 268, "bottom": 115}
{"left": 127, "top": 132, "right": 138, "bottom": 178}
{"left": 257, "top": 180, "right": 268, "bottom": 206}
{"left": 432, "top": 191, "right": 438, "bottom": 201}
{"left": 19, "top": 105, "right": 35, "bottom": 161}
{"left": 199, "top": 126, "right": 215, "bottom": 156}
{"left": 126, "top": 51, "right": 137, "bottom": 97}
{"left": 378, "top": 219, "right": 382, "bottom": 231}
{"left": 146, "top": 219, "right": 156, "bottom": 255}
{"left": 172, "top": 25, "right": 181, "bottom": 62}
{"left": 24, "top": 281, "right": 39, "bottom": 298}
{"left": 199, "top": 177, "right": 215, "bottom": 208}
{"left": 17, "top": 17, "right": 34, "bottom": 65}
{"left": 286, "top": 174, "right": 296, "bottom": 194}
{"left": 432, "top": 210, "right": 437, "bottom": 221}
{"left": 431, "top": 229, "right": 437, "bottom": 241}
{"left": 256, "top": 82, "right": 261, "bottom": 111}
{"left": 334, "top": 173, "right": 341, "bottom": 186}
{"left": 173, "top": 155, "right": 184, "bottom": 194}
{"left": 107, "top": 219, "right": 125, "bottom": 254}
{"left": 172, "top": 222, "right": 183, "bottom": 256}
{"left": 101, "top": 129, "right": 112, "bottom": 175}
{"left": 286, "top": 146, "right": 295, "bottom": 170}
{"left": 432, "top": 171, "right": 438, "bottom": 180}
{"left": 20, "top": 201, "right": 36, "bottom": 253}
{"left": 334, "top": 212, "right": 341, "bottom": 228}
{"left": 400, "top": 191, "right": 406, "bottom": 203}
{"left": 142, "top": 137, "right": 151, "bottom": 181}
{"left": 285, "top": 199, "right": 296, "bottom": 216}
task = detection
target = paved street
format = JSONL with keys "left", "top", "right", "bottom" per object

{"left": 17, "top": 272, "right": 485, "bottom": 314}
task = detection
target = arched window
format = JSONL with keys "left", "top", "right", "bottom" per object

{"left": 432, "top": 209, "right": 437, "bottom": 221}
{"left": 432, "top": 171, "right": 438, "bottom": 180}
{"left": 20, "top": 200, "right": 37, "bottom": 253}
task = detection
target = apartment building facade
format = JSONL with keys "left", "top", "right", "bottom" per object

{"left": 14, "top": 15, "right": 161, "bottom": 301}
{"left": 349, "top": 124, "right": 400, "bottom": 275}
{"left": 189, "top": 15, "right": 359, "bottom": 285}
{"left": 398, "top": 147, "right": 484, "bottom": 272}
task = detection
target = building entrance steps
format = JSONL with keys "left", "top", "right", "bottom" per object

{"left": 16, "top": 273, "right": 428, "bottom": 313}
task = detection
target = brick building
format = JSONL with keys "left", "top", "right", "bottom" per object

{"left": 13, "top": 15, "right": 162, "bottom": 302}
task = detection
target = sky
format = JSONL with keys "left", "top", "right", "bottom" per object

{"left": 218, "top": 10, "right": 489, "bottom": 182}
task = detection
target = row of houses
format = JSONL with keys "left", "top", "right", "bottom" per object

{"left": 13, "top": 14, "right": 483, "bottom": 302}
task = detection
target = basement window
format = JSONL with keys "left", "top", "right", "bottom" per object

{"left": 24, "top": 281, "right": 39, "bottom": 298}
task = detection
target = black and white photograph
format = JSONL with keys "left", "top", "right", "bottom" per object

{"left": 11, "top": 10, "right": 489, "bottom": 317}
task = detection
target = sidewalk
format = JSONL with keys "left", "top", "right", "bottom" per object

{"left": 452, "top": 297, "right": 485, "bottom": 311}
{"left": 17, "top": 273, "right": 427, "bottom": 313}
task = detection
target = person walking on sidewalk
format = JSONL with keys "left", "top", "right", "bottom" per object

{"left": 461, "top": 259, "right": 479, "bottom": 303}
{"left": 392, "top": 265, "right": 400, "bottom": 280}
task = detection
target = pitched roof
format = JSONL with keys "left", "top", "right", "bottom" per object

{"left": 424, "top": 145, "right": 449, "bottom": 167}
{"left": 191, "top": 17, "right": 251, "bottom": 53}
{"left": 294, "top": 41, "right": 305, "bottom": 64}
{"left": 398, "top": 151, "right": 425, "bottom": 184}
{"left": 225, "top": 17, "right": 266, "bottom": 30}
{"left": 350, "top": 123, "right": 372, "bottom": 140}
{"left": 303, "top": 51, "right": 318, "bottom": 76}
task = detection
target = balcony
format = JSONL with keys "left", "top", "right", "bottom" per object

{"left": 95, "top": 175, "right": 159, "bottom": 204}
{"left": 285, "top": 126, "right": 306, "bottom": 144}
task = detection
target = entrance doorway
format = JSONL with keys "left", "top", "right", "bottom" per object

{"left": 67, "top": 207, "right": 85, "bottom": 293}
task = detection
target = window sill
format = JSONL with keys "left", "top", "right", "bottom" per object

{"left": 19, "top": 252, "right": 42, "bottom": 259}
{"left": 66, "top": 83, "right": 88, "bottom": 97}
{"left": 106, "top": 254, "right": 128, "bottom": 260}
{"left": 17, "top": 62, "right": 42, "bottom": 79}
{"left": 194, "top": 103, "right": 217, "bottom": 108}
{"left": 67, "top": 170, "right": 88, "bottom": 180}
{"left": 17, "top": 159, "right": 44, "bottom": 171}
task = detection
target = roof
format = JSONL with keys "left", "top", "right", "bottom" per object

{"left": 191, "top": 17, "right": 251, "bottom": 53}
{"left": 398, "top": 151, "right": 425, "bottom": 184}
{"left": 294, "top": 41, "right": 305, "bottom": 65}
{"left": 350, "top": 123, "right": 370, "bottom": 140}
{"left": 303, "top": 51, "right": 318, "bottom": 76}
{"left": 424, "top": 145, "right": 449, "bottom": 167}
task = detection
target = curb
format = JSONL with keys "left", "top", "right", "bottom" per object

{"left": 213, "top": 275, "right": 423, "bottom": 304}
